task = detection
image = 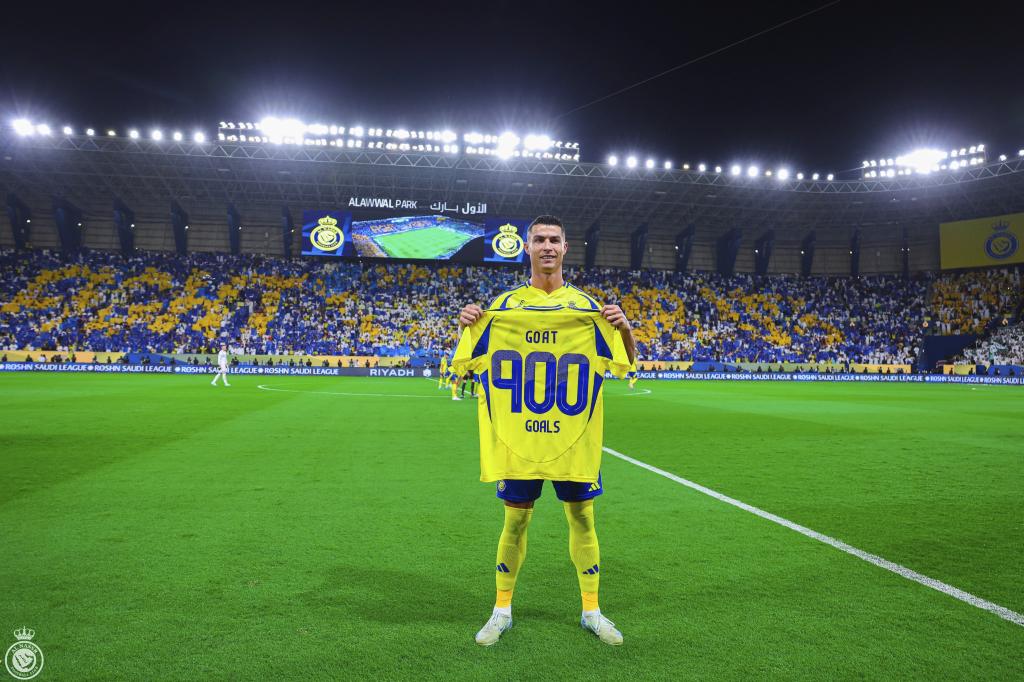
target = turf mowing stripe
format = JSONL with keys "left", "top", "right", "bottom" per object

{"left": 256, "top": 384, "right": 448, "bottom": 399}
{"left": 604, "top": 446, "right": 1024, "bottom": 628}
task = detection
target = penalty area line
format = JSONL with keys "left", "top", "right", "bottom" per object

{"left": 603, "top": 446, "right": 1024, "bottom": 628}
{"left": 256, "top": 384, "right": 448, "bottom": 399}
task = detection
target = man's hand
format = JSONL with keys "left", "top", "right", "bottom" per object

{"left": 601, "top": 304, "right": 630, "bottom": 331}
{"left": 459, "top": 304, "right": 484, "bottom": 328}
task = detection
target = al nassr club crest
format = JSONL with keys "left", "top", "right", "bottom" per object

{"left": 492, "top": 223, "right": 524, "bottom": 258}
{"left": 984, "top": 220, "right": 1018, "bottom": 260}
{"left": 311, "top": 215, "right": 344, "bottom": 252}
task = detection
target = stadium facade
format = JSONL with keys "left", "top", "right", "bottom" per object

{"left": 2, "top": 126, "right": 1024, "bottom": 274}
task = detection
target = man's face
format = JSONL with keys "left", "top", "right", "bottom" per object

{"left": 525, "top": 224, "right": 568, "bottom": 275}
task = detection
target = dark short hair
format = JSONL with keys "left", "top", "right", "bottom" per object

{"left": 527, "top": 215, "right": 565, "bottom": 238}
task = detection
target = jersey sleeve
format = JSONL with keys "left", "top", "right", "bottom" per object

{"left": 451, "top": 312, "right": 491, "bottom": 375}
{"left": 593, "top": 314, "right": 631, "bottom": 379}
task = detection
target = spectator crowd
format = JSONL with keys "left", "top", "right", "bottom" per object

{"left": 1, "top": 248, "right": 1020, "bottom": 367}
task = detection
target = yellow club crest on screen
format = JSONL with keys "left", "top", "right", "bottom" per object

{"left": 311, "top": 215, "right": 344, "bottom": 251}
{"left": 492, "top": 223, "right": 524, "bottom": 258}
{"left": 985, "top": 221, "right": 1019, "bottom": 260}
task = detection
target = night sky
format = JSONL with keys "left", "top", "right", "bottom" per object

{"left": 2, "top": 1, "right": 1022, "bottom": 176}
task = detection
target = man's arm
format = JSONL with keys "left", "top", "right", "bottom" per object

{"left": 601, "top": 304, "right": 637, "bottom": 364}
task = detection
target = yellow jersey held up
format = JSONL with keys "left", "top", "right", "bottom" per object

{"left": 452, "top": 303, "right": 630, "bottom": 483}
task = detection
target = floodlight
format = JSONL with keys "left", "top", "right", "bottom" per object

{"left": 608, "top": 155, "right": 618, "bottom": 166}
{"left": 731, "top": 165, "right": 741, "bottom": 176}
{"left": 999, "top": 154, "right": 1007, "bottom": 161}
{"left": 796, "top": 172, "right": 804, "bottom": 180}
{"left": 441, "top": 130, "right": 456, "bottom": 143}
{"left": 194, "top": 132, "right": 206, "bottom": 143}
{"left": 151, "top": 130, "right": 163, "bottom": 141}
{"left": 107, "top": 130, "right": 116, "bottom": 136}
{"left": 895, "top": 148, "right": 947, "bottom": 173}
{"left": 86, "top": 128, "right": 95, "bottom": 136}
{"left": 714, "top": 166, "right": 722, "bottom": 173}
{"left": 826, "top": 174, "right": 834, "bottom": 181}
{"left": 626, "top": 156, "right": 638, "bottom": 168}
{"left": 524, "top": 134, "right": 553, "bottom": 150}
{"left": 12, "top": 119, "right": 34, "bottom": 136}
{"left": 62, "top": 126, "right": 73, "bottom": 135}
{"left": 811, "top": 173, "right": 819, "bottom": 180}
{"left": 698, "top": 163, "right": 706, "bottom": 172}
{"left": 777, "top": 168, "right": 789, "bottom": 180}
{"left": 172, "top": 131, "right": 183, "bottom": 141}
{"left": 977, "top": 144, "right": 985, "bottom": 152}
{"left": 747, "top": 165, "right": 758, "bottom": 177}
{"left": 37, "top": 124, "right": 52, "bottom": 135}
{"left": 129, "top": 129, "right": 139, "bottom": 139}
{"left": 664, "top": 160, "right": 672, "bottom": 169}
{"left": 645, "top": 159, "right": 655, "bottom": 169}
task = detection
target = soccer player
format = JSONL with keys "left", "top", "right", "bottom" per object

{"left": 438, "top": 355, "right": 449, "bottom": 389}
{"left": 460, "top": 369, "right": 476, "bottom": 399}
{"left": 458, "top": 215, "right": 636, "bottom": 647}
{"left": 211, "top": 343, "right": 231, "bottom": 387}
{"left": 627, "top": 360, "right": 639, "bottom": 390}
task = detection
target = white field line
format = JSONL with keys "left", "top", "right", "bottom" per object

{"left": 603, "top": 446, "right": 1024, "bottom": 628}
{"left": 256, "top": 384, "right": 447, "bottom": 399}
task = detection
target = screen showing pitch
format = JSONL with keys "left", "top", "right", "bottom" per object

{"left": 301, "top": 210, "right": 529, "bottom": 264}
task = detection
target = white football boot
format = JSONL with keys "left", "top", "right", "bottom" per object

{"left": 580, "top": 611, "right": 623, "bottom": 645}
{"left": 475, "top": 610, "right": 512, "bottom": 646}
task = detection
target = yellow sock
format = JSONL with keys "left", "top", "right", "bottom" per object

{"left": 495, "top": 506, "right": 532, "bottom": 607}
{"left": 564, "top": 499, "right": 600, "bottom": 610}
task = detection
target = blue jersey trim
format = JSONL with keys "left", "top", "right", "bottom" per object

{"left": 480, "top": 369, "right": 491, "bottom": 417}
{"left": 592, "top": 320, "right": 613, "bottom": 359}
{"left": 568, "top": 284, "right": 600, "bottom": 310}
{"left": 472, "top": 318, "right": 494, "bottom": 358}
{"left": 491, "top": 283, "right": 527, "bottom": 310}
{"left": 588, "top": 371, "right": 604, "bottom": 422}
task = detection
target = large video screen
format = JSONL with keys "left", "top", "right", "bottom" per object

{"left": 301, "top": 210, "right": 355, "bottom": 257}
{"left": 302, "top": 210, "right": 529, "bottom": 265}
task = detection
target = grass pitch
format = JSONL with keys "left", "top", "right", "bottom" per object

{"left": 0, "top": 374, "right": 1021, "bottom": 679}
{"left": 372, "top": 227, "right": 476, "bottom": 259}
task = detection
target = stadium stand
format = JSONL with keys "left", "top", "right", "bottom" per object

{"left": 4, "top": 248, "right": 1020, "bottom": 369}
{"left": 956, "top": 321, "right": 1024, "bottom": 373}
{"left": 928, "top": 268, "right": 1021, "bottom": 335}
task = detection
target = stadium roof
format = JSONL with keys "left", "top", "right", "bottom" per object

{"left": 3, "top": 129, "right": 1024, "bottom": 240}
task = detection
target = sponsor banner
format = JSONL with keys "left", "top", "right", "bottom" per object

{"left": 939, "top": 211, "right": 1024, "bottom": 269}
{"left": 0, "top": 363, "right": 431, "bottom": 378}
{"left": 634, "top": 371, "right": 1022, "bottom": 385}
{"left": 4, "top": 364, "right": 1020, "bottom": 385}
{"left": 0, "top": 363, "right": 174, "bottom": 373}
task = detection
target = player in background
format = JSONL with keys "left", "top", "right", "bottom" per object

{"left": 438, "top": 355, "right": 449, "bottom": 389}
{"left": 211, "top": 343, "right": 231, "bottom": 387}
{"left": 460, "top": 369, "right": 476, "bottom": 399}
{"left": 627, "top": 359, "right": 639, "bottom": 390}
{"left": 459, "top": 215, "right": 636, "bottom": 647}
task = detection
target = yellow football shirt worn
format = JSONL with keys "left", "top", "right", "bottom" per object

{"left": 452, "top": 286, "right": 630, "bottom": 483}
